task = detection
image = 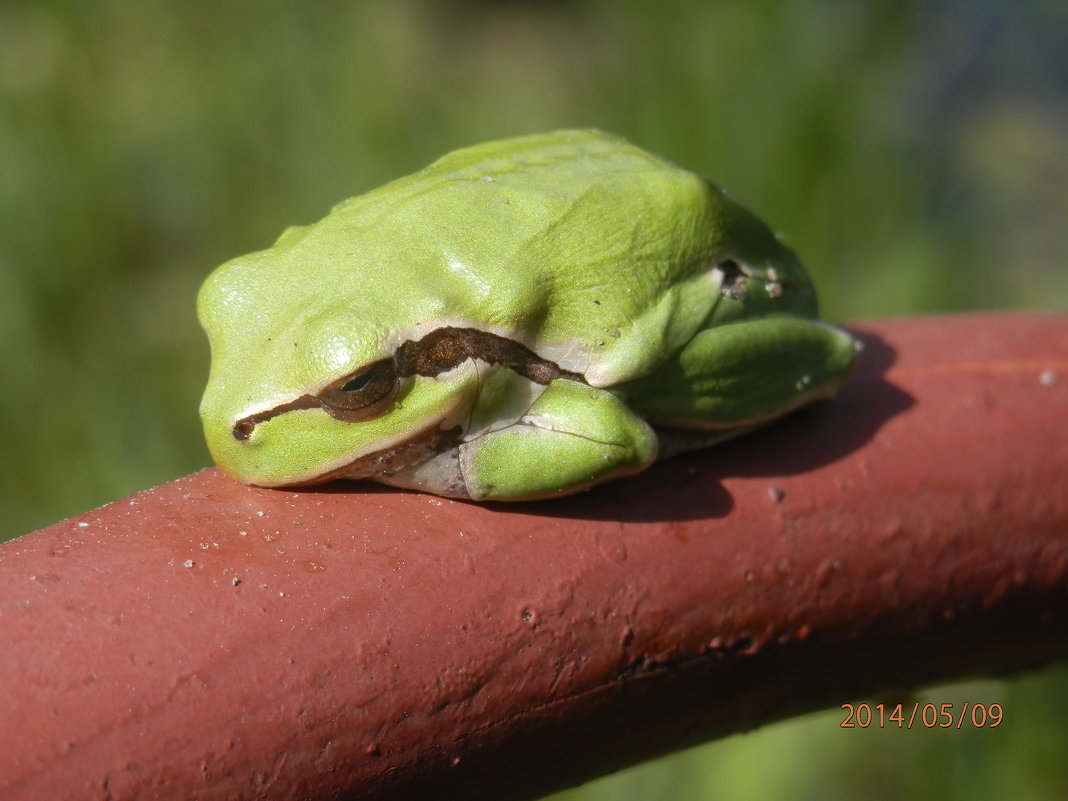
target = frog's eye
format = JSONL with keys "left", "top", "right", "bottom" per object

{"left": 316, "top": 360, "right": 400, "bottom": 422}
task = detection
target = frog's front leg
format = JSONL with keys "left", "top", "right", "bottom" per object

{"left": 378, "top": 379, "right": 659, "bottom": 501}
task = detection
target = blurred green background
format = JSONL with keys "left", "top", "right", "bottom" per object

{"left": 1, "top": 0, "right": 1065, "bottom": 798}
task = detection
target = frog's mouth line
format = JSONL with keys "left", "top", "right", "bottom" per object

{"left": 231, "top": 326, "right": 587, "bottom": 440}
{"left": 301, "top": 423, "right": 466, "bottom": 486}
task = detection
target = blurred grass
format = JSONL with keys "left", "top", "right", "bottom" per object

{"left": 1, "top": 0, "right": 1065, "bottom": 798}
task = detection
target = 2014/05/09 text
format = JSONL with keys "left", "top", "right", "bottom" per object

{"left": 841, "top": 702, "right": 1003, "bottom": 729}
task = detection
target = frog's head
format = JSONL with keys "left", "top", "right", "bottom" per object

{"left": 196, "top": 245, "right": 495, "bottom": 487}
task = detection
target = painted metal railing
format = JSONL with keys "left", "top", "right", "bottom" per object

{"left": 2, "top": 313, "right": 1066, "bottom": 801}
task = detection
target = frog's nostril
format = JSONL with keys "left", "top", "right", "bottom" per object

{"left": 233, "top": 421, "right": 256, "bottom": 441}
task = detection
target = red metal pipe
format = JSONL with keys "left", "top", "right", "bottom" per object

{"left": 2, "top": 313, "right": 1067, "bottom": 801}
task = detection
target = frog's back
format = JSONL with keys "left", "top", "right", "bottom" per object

{"left": 324, "top": 131, "right": 740, "bottom": 379}
{"left": 336, "top": 129, "right": 726, "bottom": 295}
{"left": 289, "top": 130, "right": 808, "bottom": 385}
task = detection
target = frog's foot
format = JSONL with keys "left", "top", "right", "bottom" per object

{"left": 376, "top": 379, "right": 658, "bottom": 501}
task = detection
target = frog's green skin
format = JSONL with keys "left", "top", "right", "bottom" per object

{"left": 198, "top": 129, "right": 856, "bottom": 501}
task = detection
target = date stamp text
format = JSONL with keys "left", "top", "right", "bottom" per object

{"left": 840, "top": 702, "right": 1003, "bottom": 729}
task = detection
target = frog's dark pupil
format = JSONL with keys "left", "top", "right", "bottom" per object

{"left": 342, "top": 373, "right": 373, "bottom": 393}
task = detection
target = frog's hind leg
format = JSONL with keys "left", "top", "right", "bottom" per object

{"left": 621, "top": 315, "right": 857, "bottom": 450}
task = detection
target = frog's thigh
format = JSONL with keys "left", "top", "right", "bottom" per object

{"left": 627, "top": 316, "right": 856, "bottom": 427}
{"left": 458, "top": 379, "right": 659, "bottom": 500}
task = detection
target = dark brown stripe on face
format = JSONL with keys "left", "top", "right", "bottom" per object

{"left": 231, "top": 327, "right": 586, "bottom": 439}
{"left": 232, "top": 394, "right": 322, "bottom": 440}
{"left": 395, "top": 327, "right": 585, "bottom": 384}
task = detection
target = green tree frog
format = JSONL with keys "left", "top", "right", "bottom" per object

{"left": 198, "top": 129, "right": 856, "bottom": 501}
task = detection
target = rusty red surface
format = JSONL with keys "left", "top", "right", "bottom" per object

{"left": 2, "top": 313, "right": 1067, "bottom": 801}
